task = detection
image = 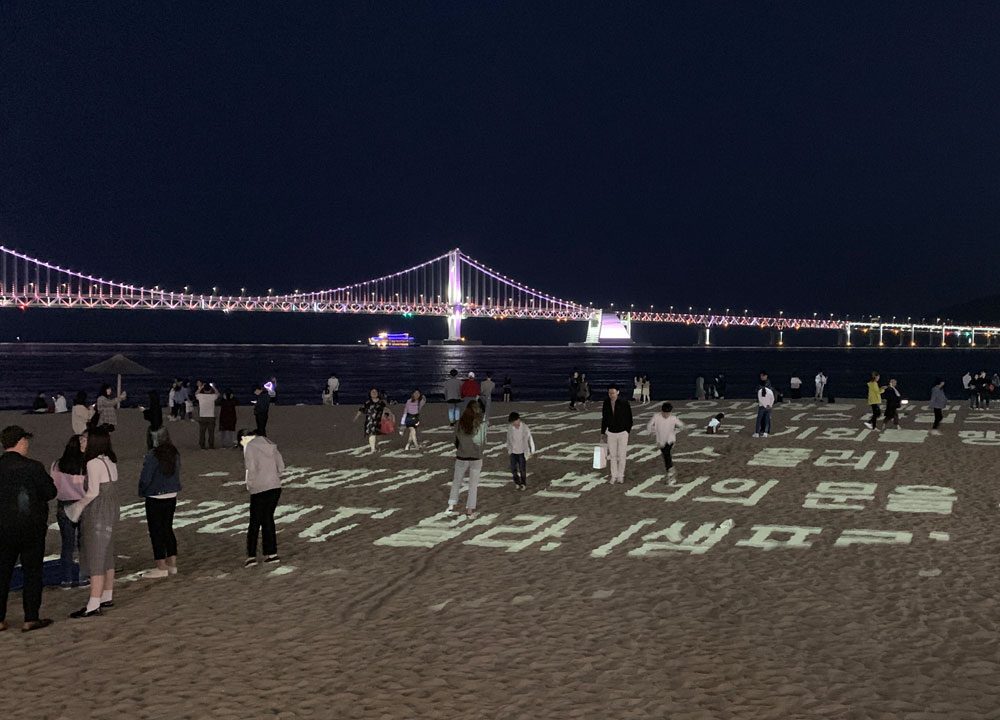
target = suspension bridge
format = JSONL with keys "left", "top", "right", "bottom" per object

{"left": 1, "top": 244, "right": 997, "bottom": 347}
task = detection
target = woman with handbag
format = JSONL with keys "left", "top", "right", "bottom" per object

{"left": 355, "top": 388, "right": 387, "bottom": 454}
{"left": 65, "top": 428, "right": 120, "bottom": 618}
{"left": 401, "top": 390, "right": 426, "bottom": 451}
{"left": 49, "top": 435, "right": 88, "bottom": 587}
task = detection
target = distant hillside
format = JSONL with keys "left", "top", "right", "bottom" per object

{"left": 936, "top": 296, "right": 1000, "bottom": 325}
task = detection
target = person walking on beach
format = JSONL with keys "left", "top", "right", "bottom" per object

{"left": 695, "top": 376, "right": 705, "bottom": 400}
{"left": 71, "top": 391, "right": 94, "bottom": 435}
{"left": 167, "top": 381, "right": 177, "bottom": 421}
{"left": 930, "top": 379, "right": 948, "bottom": 434}
{"left": 641, "top": 376, "right": 651, "bottom": 403}
{"left": 447, "top": 404, "right": 486, "bottom": 517}
{"left": 240, "top": 430, "right": 285, "bottom": 567}
{"left": 480, "top": 373, "right": 495, "bottom": 419}
{"left": 182, "top": 381, "right": 194, "bottom": 420}
{"left": 962, "top": 371, "right": 973, "bottom": 408}
{"left": 569, "top": 370, "right": 581, "bottom": 410}
{"left": 882, "top": 378, "right": 903, "bottom": 429}
{"left": 171, "top": 381, "right": 186, "bottom": 421}
{"left": 753, "top": 381, "right": 775, "bottom": 438}
{"left": 252, "top": 385, "right": 270, "bottom": 436}
{"left": 138, "top": 428, "right": 181, "bottom": 579}
{"left": 50, "top": 435, "right": 88, "bottom": 588}
{"left": 632, "top": 375, "right": 643, "bottom": 402}
{"left": 506, "top": 412, "right": 535, "bottom": 490}
{"left": 218, "top": 390, "right": 238, "bottom": 449}
{"left": 95, "top": 383, "right": 125, "bottom": 432}
{"left": 577, "top": 373, "right": 591, "bottom": 410}
{"left": 326, "top": 373, "right": 340, "bottom": 405}
{"left": 66, "top": 428, "right": 120, "bottom": 619}
{"left": 601, "top": 384, "right": 633, "bottom": 484}
{"left": 814, "top": 370, "right": 827, "bottom": 401}
{"left": 501, "top": 376, "right": 513, "bottom": 403}
{"left": 864, "top": 372, "right": 885, "bottom": 431}
{"left": 142, "top": 391, "right": 163, "bottom": 450}
{"left": 716, "top": 374, "right": 727, "bottom": 399}
{"left": 460, "top": 372, "right": 480, "bottom": 410}
{"left": 789, "top": 373, "right": 802, "bottom": 400}
{"left": 196, "top": 383, "right": 218, "bottom": 450}
{"left": 647, "top": 402, "right": 685, "bottom": 480}
{"left": 356, "top": 388, "right": 387, "bottom": 454}
{"left": 401, "top": 390, "right": 426, "bottom": 451}
{"left": 0, "top": 426, "right": 56, "bottom": 632}
{"left": 444, "top": 369, "right": 462, "bottom": 425}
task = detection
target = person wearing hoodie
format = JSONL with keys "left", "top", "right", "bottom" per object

{"left": 646, "top": 402, "right": 686, "bottom": 478}
{"left": 137, "top": 428, "right": 181, "bottom": 579}
{"left": 929, "top": 379, "right": 948, "bottom": 434}
{"left": 460, "top": 372, "right": 481, "bottom": 410}
{"left": 252, "top": 385, "right": 270, "bottom": 436}
{"left": 240, "top": 430, "right": 285, "bottom": 567}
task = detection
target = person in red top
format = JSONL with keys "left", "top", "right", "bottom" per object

{"left": 460, "top": 372, "right": 481, "bottom": 410}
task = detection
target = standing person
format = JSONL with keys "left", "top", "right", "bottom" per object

{"left": 95, "top": 383, "right": 126, "bottom": 432}
{"left": 962, "top": 371, "right": 973, "bottom": 408}
{"left": 167, "top": 381, "right": 178, "bottom": 422}
{"left": 401, "top": 390, "right": 426, "bottom": 451}
{"left": 327, "top": 373, "right": 340, "bottom": 405}
{"left": 218, "top": 390, "right": 238, "bottom": 449}
{"left": 716, "top": 374, "right": 727, "bottom": 399}
{"left": 501, "top": 376, "right": 513, "bottom": 403}
{"left": 54, "top": 393, "right": 68, "bottom": 414}
{"left": 814, "top": 370, "right": 827, "bottom": 401}
{"left": 66, "top": 428, "right": 120, "bottom": 619}
{"left": 0, "top": 426, "right": 57, "bottom": 632}
{"left": 137, "top": 428, "right": 181, "bottom": 579}
{"left": 50, "top": 435, "right": 88, "bottom": 588}
{"left": 864, "top": 372, "right": 885, "bottom": 430}
{"left": 480, "top": 373, "right": 496, "bottom": 419}
{"left": 171, "top": 381, "right": 187, "bottom": 421}
{"left": 182, "top": 381, "right": 195, "bottom": 420}
{"left": 447, "top": 404, "right": 486, "bottom": 517}
{"left": 141, "top": 391, "right": 163, "bottom": 450}
{"left": 569, "top": 370, "right": 581, "bottom": 410}
{"left": 882, "top": 378, "right": 902, "bottom": 430}
{"left": 753, "top": 381, "right": 775, "bottom": 438}
{"left": 929, "top": 379, "right": 947, "bottom": 434}
{"left": 240, "top": 431, "right": 285, "bottom": 567}
{"left": 695, "top": 376, "right": 705, "bottom": 400}
{"left": 632, "top": 375, "right": 642, "bottom": 402}
{"left": 978, "top": 371, "right": 991, "bottom": 410}
{"left": 789, "top": 373, "right": 802, "bottom": 400}
{"left": 505, "top": 412, "right": 535, "bottom": 490}
{"left": 600, "top": 385, "right": 633, "bottom": 484}
{"left": 641, "top": 376, "right": 651, "bottom": 403}
{"left": 196, "top": 383, "right": 218, "bottom": 450}
{"left": 444, "top": 369, "right": 462, "bottom": 425}
{"left": 252, "top": 385, "right": 270, "bottom": 436}
{"left": 356, "top": 388, "right": 387, "bottom": 454}
{"left": 71, "top": 391, "right": 94, "bottom": 434}
{"left": 646, "top": 402, "right": 686, "bottom": 479}
{"left": 460, "top": 372, "right": 481, "bottom": 410}
{"left": 577, "top": 373, "right": 591, "bottom": 410}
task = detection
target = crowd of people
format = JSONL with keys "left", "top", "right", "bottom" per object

{"left": 0, "top": 364, "right": 979, "bottom": 632}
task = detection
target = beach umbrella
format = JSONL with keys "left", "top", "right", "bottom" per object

{"left": 84, "top": 353, "right": 154, "bottom": 399}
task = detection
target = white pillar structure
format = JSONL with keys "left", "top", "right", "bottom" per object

{"left": 446, "top": 249, "right": 463, "bottom": 342}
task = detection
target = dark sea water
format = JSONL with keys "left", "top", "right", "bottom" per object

{"left": 1, "top": 343, "right": 997, "bottom": 409}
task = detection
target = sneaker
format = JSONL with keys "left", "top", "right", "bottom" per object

{"left": 244, "top": 557, "right": 258, "bottom": 568}
{"left": 465, "top": 510, "right": 479, "bottom": 519}
{"left": 863, "top": 422, "right": 873, "bottom": 430}
{"left": 517, "top": 484, "right": 525, "bottom": 491}
{"left": 167, "top": 565, "right": 178, "bottom": 576}
{"left": 752, "top": 433, "right": 760, "bottom": 438}
{"left": 929, "top": 429, "right": 942, "bottom": 435}
{"left": 445, "top": 505, "right": 457, "bottom": 514}
{"left": 762, "top": 433, "right": 768, "bottom": 438}
{"left": 142, "top": 568, "right": 169, "bottom": 579}
{"left": 264, "top": 555, "right": 280, "bottom": 564}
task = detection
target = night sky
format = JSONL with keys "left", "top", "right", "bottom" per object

{"left": 3, "top": 2, "right": 999, "bottom": 342}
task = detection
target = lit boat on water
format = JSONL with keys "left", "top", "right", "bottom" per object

{"left": 368, "top": 331, "right": 416, "bottom": 348}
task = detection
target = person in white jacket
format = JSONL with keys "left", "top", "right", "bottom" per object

{"left": 240, "top": 431, "right": 285, "bottom": 567}
{"left": 505, "top": 412, "right": 536, "bottom": 490}
{"left": 646, "top": 402, "right": 685, "bottom": 478}
{"left": 814, "top": 371, "right": 827, "bottom": 401}
{"left": 754, "top": 383, "right": 775, "bottom": 437}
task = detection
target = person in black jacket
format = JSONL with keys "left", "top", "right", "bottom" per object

{"left": 600, "top": 385, "right": 633, "bottom": 484}
{"left": 253, "top": 385, "right": 270, "bottom": 436}
{"left": 0, "top": 425, "right": 57, "bottom": 632}
{"left": 882, "top": 378, "right": 902, "bottom": 430}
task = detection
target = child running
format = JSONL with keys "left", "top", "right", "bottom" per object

{"left": 505, "top": 412, "right": 536, "bottom": 490}
{"left": 646, "top": 402, "right": 685, "bottom": 480}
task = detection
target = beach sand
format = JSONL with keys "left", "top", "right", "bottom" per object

{"left": 2, "top": 398, "right": 998, "bottom": 719}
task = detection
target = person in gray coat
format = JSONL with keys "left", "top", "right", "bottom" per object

{"left": 929, "top": 379, "right": 948, "bottom": 434}
{"left": 239, "top": 430, "right": 285, "bottom": 567}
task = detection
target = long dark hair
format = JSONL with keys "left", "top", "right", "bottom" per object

{"left": 457, "top": 403, "right": 481, "bottom": 434}
{"left": 84, "top": 428, "right": 117, "bottom": 463}
{"left": 57, "top": 435, "right": 86, "bottom": 475}
{"left": 152, "top": 435, "right": 179, "bottom": 476}
{"left": 73, "top": 391, "right": 87, "bottom": 407}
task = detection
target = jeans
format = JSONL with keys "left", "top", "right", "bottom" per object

{"left": 932, "top": 408, "right": 943, "bottom": 429}
{"left": 509, "top": 453, "right": 526, "bottom": 485}
{"left": 145, "top": 497, "right": 178, "bottom": 560}
{"left": 606, "top": 430, "right": 629, "bottom": 481}
{"left": 447, "top": 401, "right": 461, "bottom": 424}
{"left": 0, "top": 529, "right": 46, "bottom": 622}
{"left": 219, "top": 429, "right": 236, "bottom": 448}
{"left": 449, "top": 459, "right": 483, "bottom": 509}
{"left": 255, "top": 413, "right": 268, "bottom": 436}
{"left": 755, "top": 407, "right": 772, "bottom": 434}
{"left": 870, "top": 404, "right": 881, "bottom": 426}
{"left": 247, "top": 488, "right": 281, "bottom": 556}
{"left": 660, "top": 443, "right": 674, "bottom": 471}
{"left": 56, "top": 501, "right": 81, "bottom": 584}
{"left": 198, "top": 418, "right": 216, "bottom": 449}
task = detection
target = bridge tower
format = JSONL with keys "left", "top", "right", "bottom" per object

{"left": 446, "top": 249, "right": 463, "bottom": 342}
